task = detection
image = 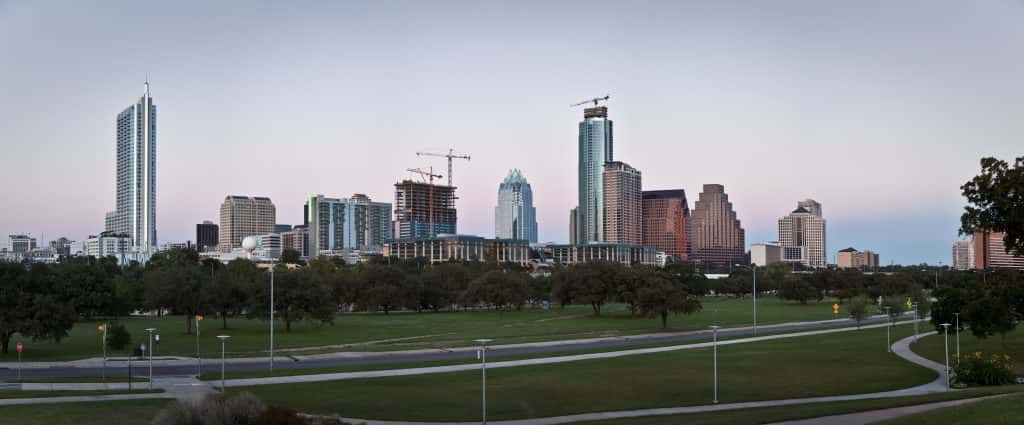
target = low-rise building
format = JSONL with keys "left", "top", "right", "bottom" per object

{"left": 384, "top": 234, "right": 530, "bottom": 265}
{"left": 751, "top": 242, "right": 782, "bottom": 266}
{"left": 546, "top": 243, "right": 657, "bottom": 266}
{"left": 836, "top": 247, "right": 880, "bottom": 269}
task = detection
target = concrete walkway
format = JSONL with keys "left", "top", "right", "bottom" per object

{"left": 768, "top": 393, "right": 1012, "bottom": 425}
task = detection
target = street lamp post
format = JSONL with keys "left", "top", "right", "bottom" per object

{"left": 710, "top": 325, "right": 720, "bottom": 404}
{"left": 217, "top": 335, "right": 231, "bottom": 393}
{"left": 911, "top": 303, "right": 919, "bottom": 341}
{"left": 941, "top": 323, "right": 951, "bottom": 389}
{"left": 953, "top": 312, "right": 961, "bottom": 362}
{"left": 138, "top": 343, "right": 146, "bottom": 389}
{"left": 196, "top": 315, "right": 203, "bottom": 376}
{"left": 144, "top": 328, "right": 156, "bottom": 389}
{"left": 883, "top": 306, "right": 892, "bottom": 352}
{"left": 269, "top": 267, "right": 275, "bottom": 373}
{"left": 474, "top": 339, "right": 493, "bottom": 425}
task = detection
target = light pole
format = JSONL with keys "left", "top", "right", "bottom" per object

{"left": 269, "top": 267, "right": 275, "bottom": 373}
{"left": 196, "top": 315, "right": 203, "bottom": 376}
{"left": 953, "top": 312, "right": 961, "bottom": 361}
{"left": 883, "top": 306, "right": 892, "bottom": 352}
{"left": 144, "top": 327, "right": 156, "bottom": 389}
{"left": 941, "top": 323, "right": 951, "bottom": 389}
{"left": 911, "top": 303, "right": 919, "bottom": 341}
{"left": 99, "top": 323, "right": 107, "bottom": 382}
{"left": 474, "top": 339, "right": 493, "bottom": 425}
{"left": 710, "top": 325, "right": 720, "bottom": 404}
{"left": 138, "top": 343, "right": 146, "bottom": 389}
{"left": 217, "top": 335, "right": 231, "bottom": 393}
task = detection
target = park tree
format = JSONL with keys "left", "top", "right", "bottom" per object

{"left": 254, "top": 265, "right": 335, "bottom": 332}
{"left": 106, "top": 323, "right": 132, "bottom": 351}
{"left": 280, "top": 249, "right": 304, "bottom": 265}
{"left": 143, "top": 248, "right": 206, "bottom": 333}
{"left": 636, "top": 269, "right": 702, "bottom": 329}
{"left": 363, "top": 264, "right": 408, "bottom": 314}
{"left": 556, "top": 261, "right": 619, "bottom": 315}
{"left": 779, "top": 275, "right": 821, "bottom": 304}
{"left": 880, "top": 296, "right": 907, "bottom": 323}
{"left": 960, "top": 156, "right": 1024, "bottom": 256}
{"left": 462, "top": 270, "right": 529, "bottom": 310}
{"left": 110, "top": 263, "right": 145, "bottom": 317}
{"left": 206, "top": 259, "right": 255, "bottom": 329}
{"left": 848, "top": 295, "right": 870, "bottom": 330}
{"left": 0, "top": 263, "right": 78, "bottom": 355}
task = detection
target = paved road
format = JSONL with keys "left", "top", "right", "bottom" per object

{"left": 0, "top": 314, "right": 913, "bottom": 381}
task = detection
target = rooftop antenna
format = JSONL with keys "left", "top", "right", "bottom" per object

{"left": 144, "top": 73, "right": 150, "bottom": 97}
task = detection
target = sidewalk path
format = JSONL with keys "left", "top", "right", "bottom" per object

{"left": 767, "top": 394, "right": 1011, "bottom": 425}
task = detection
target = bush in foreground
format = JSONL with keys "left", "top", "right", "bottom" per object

{"left": 153, "top": 392, "right": 350, "bottom": 425}
{"left": 954, "top": 352, "right": 1016, "bottom": 386}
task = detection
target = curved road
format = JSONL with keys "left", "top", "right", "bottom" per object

{"left": 0, "top": 314, "right": 916, "bottom": 381}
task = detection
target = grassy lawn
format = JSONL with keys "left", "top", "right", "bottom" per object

{"left": 237, "top": 325, "right": 934, "bottom": 421}
{"left": 0, "top": 389, "right": 162, "bottom": 399}
{"left": 572, "top": 386, "right": 1024, "bottom": 425}
{"left": 874, "top": 392, "right": 1024, "bottom": 425}
{"left": 910, "top": 328, "right": 1023, "bottom": 374}
{"left": 0, "top": 399, "right": 171, "bottom": 425}
{"left": 16, "top": 376, "right": 147, "bottom": 383}
{"left": 0, "top": 297, "right": 849, "bottom": 361}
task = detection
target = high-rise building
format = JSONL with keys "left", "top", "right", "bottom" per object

{"left": 972, "top": 231, "right": 1024, "bottom": 269}
{"left": 8, "top": 234, "right": 37, "bottom": 253}
{"left": 837, "top": 247, "right": 879, "bottom": 269}
{"left": 569, "top": 207, "right": 579, "bottom": 245}
{"left": 196, "top": 221, "right": 219, "bottom": 253}
{"left": 306, "top": 193, "right": 392, "bottom": 257}
{"left": 49, "top": 237, "right": 73, "bottom": 257}
{"left": 494, "top": 169, "right": 538, "bottom": 243}
{"left": 106, "top": 81, "right": 157, "bottom": 251}
{"left": 603, "top": 161, "right": 642, "bottom": 245}
{"left": 219, "top": 195, "right": 276, "bottom": 251}
{"left": 778, "top": 200, "right": 827, "bottom": 268}
{"left": 576, "top": 105, "right": 613, "bottom": 244}
{"left": 689, "top": 184, "right": 746, "bottom": 268}
{"left": 393, "top": 180, "right": 457, "bottom": 239}
{"left": 274, "top": 224, "right": 293, "bottom": 234}
{"left": 642, "top": 189, "right": 689, "bottom": 260}
{"left": 751, "top": 242, "right": 782, "bottom": 266}
{"left": 952, "top": 239, "right": 974, "bottom": 270}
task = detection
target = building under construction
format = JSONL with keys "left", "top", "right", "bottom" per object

{"left": 393, "top": 180, "right": 457, "bottom": 239}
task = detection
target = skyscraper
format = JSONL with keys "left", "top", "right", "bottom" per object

{"left": 105, "top": 81, "right": 157, "bottom": 250}
{"left": 576, "top": 105, "right": 613, "bottom": 244}
{"left": 494, "top": 169, "right": 538, "bottom": 243}
{"left": 196, "top": 221, "right": 219, "bottom": 252}
{"left": 393, "top": 180, "right": 457, "bottom": 239}
{"left": 778, "top": 200, "right": 827, "bottom": 268}
{"left": 569, "top": 207, "right": 579, "bottom": 245}
{"left": 219, "top": 195, "right": 276, "bottom": 251}
{"left": 642, "top": 189, "right": 689, "bottom": 260}
{"left": 689, "top": 184, "right": 746, "bottom": 268}
{"left": 307, "top": 193, "right": 392, "bottom": 257}
{"left": 952, "top": 239, "right": 974, "bottom": 270}
{"left": 602, "top": 161, "right": 642, "bottom": 245}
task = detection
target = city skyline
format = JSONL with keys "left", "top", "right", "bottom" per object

{"left": 3, "top": 1, "right": 1023, "bottom": 264}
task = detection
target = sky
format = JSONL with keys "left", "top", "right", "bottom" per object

{"left": 1, "top": 1, "right": 1022, "bottom": 265}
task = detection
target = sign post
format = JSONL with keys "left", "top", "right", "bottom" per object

{"left": 16, "top": 342, "right": 23, "bottom": 382}
{"left": 99, "top": 324, "right": 107, "bottom": 382}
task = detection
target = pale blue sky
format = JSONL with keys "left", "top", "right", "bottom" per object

{"left": 2, "top": 1, "right": 1022, "bottom": 264}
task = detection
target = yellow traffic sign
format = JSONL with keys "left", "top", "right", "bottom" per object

{"left": 833, "top": 303, "right": 839, "bottom": 314}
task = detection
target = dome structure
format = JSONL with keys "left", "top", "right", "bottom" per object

{"left": 241, "top": 236, "right": 258, "bottom": 253}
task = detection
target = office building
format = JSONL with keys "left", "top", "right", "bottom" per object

{"left": 306, "top": 193, "right": 392, "bottom": 257}
{"left": 689, "top": 184, "right": 746, "bottom": 268}
{"left": 393, "top": 180, "right": 457, "bottom": 239}
{"left": 972, "top": 231, "right": 1024, "bottom": 269}
{"left": 274, "top": 224, "right": 292, "bottom": 234}
{"left": 569, "top": 207, "right": 579, "bottom": 245}
{"left": 49, "top": 237, "right": 73, "bottom": 257}
{"left": 952, "top": 240, "right": 974, "bottom": 271}
{"left": 86, "top": 231, "right": 131, "bottom": 260}
{"left": 837, "top": 247, "right": 880, "bottom": 269}
{"left": 384, "top": 234, "right": 529, "bottom": 265}
{"left": 196, "top": 221, "right": 219, "bottom": 252}
{"left": 575, "top": 105, "right": 614, "bottom": 244}
{"left": 105, "top": 81, "right": 157, "bottom": 251}
{"left": 547, "top": 243, "right": 657, "bottom": 266}
{"left": 642, "top": 190, "right": 689, "bottom": 260}
{"left": 603, "top": 161, "right": 642, "bottom": 245}
{"left": 8, "top": 234, "right": 37, "bottom": 253}
{"left": 494, "top": 169, "right": 538, "bottom": 243}
{"left": 778, "top": 199, "right": 827, "bottom": 268}
{"left": 751, "top": 242, "right": 782, "bottom": 266}
{"left": 254, "top": 233, "right": 282, "bottom": 259}
{"left": 281, "top": 225, "right": 309, "bottom": 258}
{"left": 219, "top": 195, "right": 276, "bottom": 251}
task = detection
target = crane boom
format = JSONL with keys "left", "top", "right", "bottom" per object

{"left": 416, "top": 148, "right": 470, "bottom": 187}
{"left": 570, "top": 94, "right": 610, "bottom": 108}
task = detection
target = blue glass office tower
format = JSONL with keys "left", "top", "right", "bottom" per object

{"left": 576, "top": 106, "right": 613, "bottom": 244}
{"left": 494, "top": 169, "right": 538, "bottom": 243}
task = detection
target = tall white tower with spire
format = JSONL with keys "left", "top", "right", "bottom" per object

{"left": 105, "top": 80, "right": 157, "bottom": 250}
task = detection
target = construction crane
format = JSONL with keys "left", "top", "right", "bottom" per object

{"left": 406, "top": 167, "right": 443, "bottom": 238}
{"left": 416, "top": 149, "right": 470, "bottom": 187}
{"left": 570, "top": 94, "right": 610, "bottom": 108}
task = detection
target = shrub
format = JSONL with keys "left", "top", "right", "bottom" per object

{"left": 152, "top": 392, "right": 352, "bottom": 425}
{"left": 106, "top": 323, "right": 131, "bottom": 351}
{"left": 953, "top": 351, "right": 1016, "bottom": 386}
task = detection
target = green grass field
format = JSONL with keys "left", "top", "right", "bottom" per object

{"left": 874, "top": 392, "right": 1024, "bottom": 425}
{"left": 237, "top": 325, "right": 934, "bottom": 421}
{"left": 16, "top": 376, "right": 147, "bottom": 383}
{"left": 574, "top": 386, "right": 1024, "bottom": 425}
{"left": 0, "top": 297, "right": 850, "bottom": 361}
{"left": 0, "top": 389, "right": 162, "bottom": 399}
{"left": 910, "top": 328, "right": 1023, "bottom": 374}
{"left": 0, "top": 399, "right": 170, "bottom": 425}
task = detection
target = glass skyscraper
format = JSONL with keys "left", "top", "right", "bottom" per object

{"left": 576, "top": 106, "right": 613, "bottom": 244}
{"left": 106, "top": 81, "right": 157, "bottom": 250}
{"left": 494, "top": 169, "right": 538, "bottom": 243}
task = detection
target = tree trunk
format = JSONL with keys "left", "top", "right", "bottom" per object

{"left": 222, "top": 311, "right": 228, "bottom": 330}
{"left": 0, "top": 332, "right": 9, "bottom": 355}
{"left": 661, "top": 311, "right": 668, "bottom": 329}
{"left": 285, "top": 317, "right": 292, "bottom": 332}
{"left": 185, "top": 314, "right": 193, "bottom": 334}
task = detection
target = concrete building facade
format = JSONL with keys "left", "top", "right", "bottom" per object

{"left": 642, "top": 189, "right": 689, "bottom": 261}
{"left": 384, "top": 234, "right": 530, "bottom": 265}
{"left": 837, "top": 247, "right": 880, "bottom": 269}
{"left": 393, "top": 180, "right": 457, "bottom": 239}
{"left": 952, "top": 239, "right": 975, "bottom": 270}
{"left": 689, "top": 184, "right": 746, "bottom": 268}
{"left": 972, "top": 231, "right": 1024, "bottom": 269}
{"left": 751, "top": 242, "right": 782, "bottom": 266}
{"left": 602, "top": 161, "right": 642, "bottom": 245}
{"left": 547, "top": 243, "right": 657, "bottom": 266}
{"left": 778, "top": 200, "right": 827, "bottom": 268}
{"left": 219, "top": 195, "right": 276, "bottom": 251}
